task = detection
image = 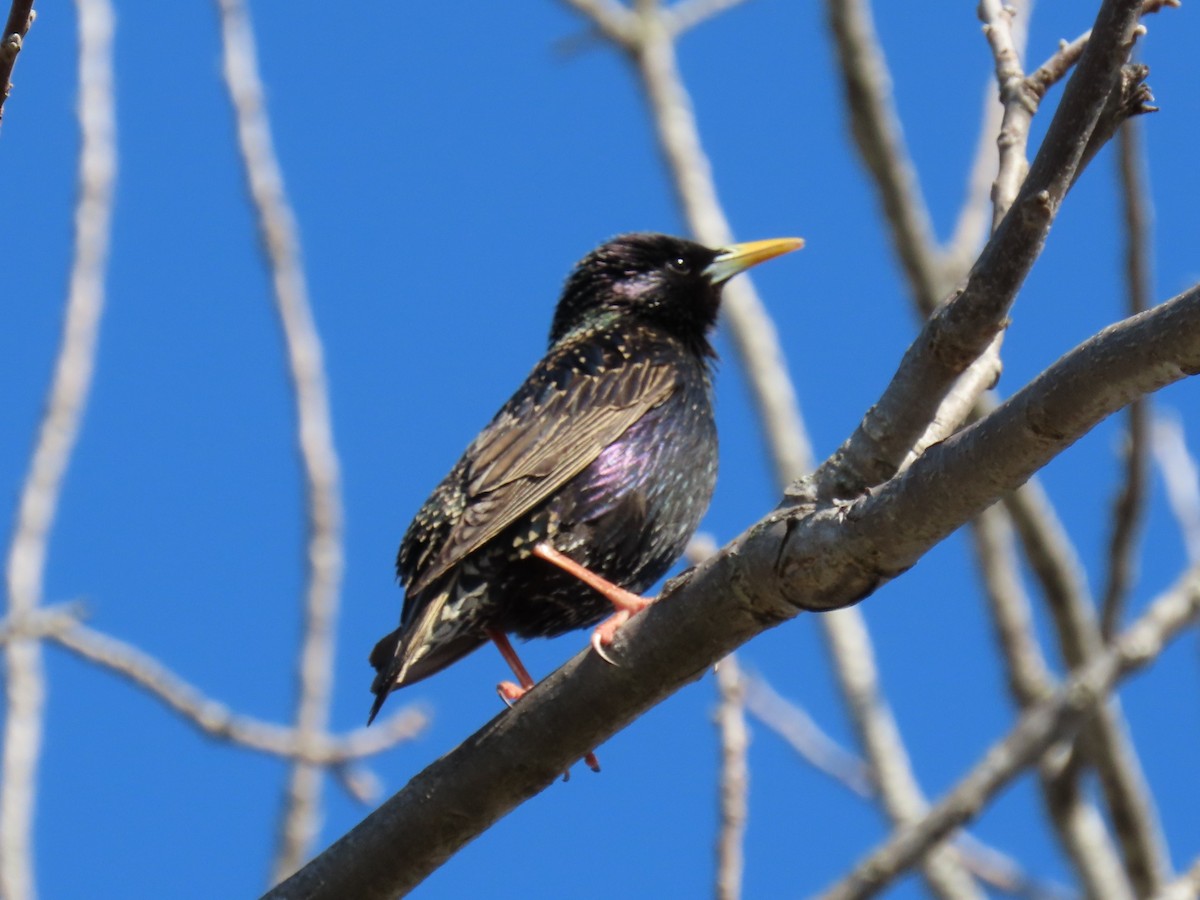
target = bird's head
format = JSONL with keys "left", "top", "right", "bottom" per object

{"left": 549, "top": 233, "right": 803, "bottom": 354}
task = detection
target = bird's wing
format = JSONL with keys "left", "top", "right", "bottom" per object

{"left": 406, "top": 356, "right": 679, "bottom": 595}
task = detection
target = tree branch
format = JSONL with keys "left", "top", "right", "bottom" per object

{"left": 822, "top": 606, "right": 984, "bottom": 899}
{"left": 266, "top": 277, "right": 1200, "bottom": 899}
{"left": 1152, "top": 414, "right": 1200, "bottom": 563}
{"left": 1004, "top": 477, "right": 1171, "bottom": 893}
{"left": 1, "top": 2, "right": 114, "bottom": 897}
{"left": 36, "top": 614, "right": 426, "bottom": 767}
{"left": 808, "top": 0, "right": 1148, "bottom": 501}
{"left": 746, "top": 669, "right": 1079, "bottom": 899}
{"left": 824, "top": 0, "right": 945, "bottom": 313}
{"left": 819, "top": 564, "right": 1200, "bottom": 900}
{"left": 970, "top": 508, "right": 1135, "bottom": 899}
{"left": 1101, "top": 118, "right": 1153, "bottom": 637}
{"left": 664, "top": 0, "right": 754, "bottom": 37}
{"left": 213, "top": 0, "right": 348, "bottom": 880}
{"left": 713, "top": 655, "right": 748, "bottom": 900}
{"left": 627, "top": 1, "right": 815, "bottom": 486}
{"left": 0, "top": 0, "right": 34, "bottom": 129}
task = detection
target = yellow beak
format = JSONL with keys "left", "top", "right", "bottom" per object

{"left": 704, "top": 237, "right": 804, "bottom": 285}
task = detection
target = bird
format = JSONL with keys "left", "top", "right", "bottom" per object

{"left": 368, "top": 232, "right": 803, "bottom": 740}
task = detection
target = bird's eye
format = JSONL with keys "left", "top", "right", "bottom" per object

{"left": 667, "top": 257, "right": 691, "bottom": 275}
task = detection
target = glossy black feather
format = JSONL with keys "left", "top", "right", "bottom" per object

{"left": 369, "top": 234, "right": 733, "bottom": 721}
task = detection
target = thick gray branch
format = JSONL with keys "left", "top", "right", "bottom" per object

{"left": 820, "top": 564, "right": 1200, "bottom": 900}
{"left": 808, "top": 0, "right": 1147, "bottom": 501}
{"left": 265, "top": 280, "right": 1200, "bottom": 899}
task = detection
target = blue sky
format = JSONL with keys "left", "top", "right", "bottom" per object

{"left": 4, "top": 1, "right": 1199, "bottom": 897}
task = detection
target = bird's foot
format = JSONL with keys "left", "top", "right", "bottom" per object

{"left": 489, "top": 631, "right": 600, "bottom": 774}
{"left": 589, "top": 594, "right": 654, "bottom": 665}
{"left": 496, "top": 679, "right": 526, "bottom": 708}
{"left": 532, "top": 542, "right": 655, "bottom": 665}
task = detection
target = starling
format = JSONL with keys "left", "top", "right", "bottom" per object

{"left": 368, "top": 233, "right": 802, "bottom": 730}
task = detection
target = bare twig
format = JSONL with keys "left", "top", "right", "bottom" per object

{"left": 1026, "top": 0, "right": 1178, "bottom": 102}
{"left": 1, "top": 2, "right": 114, "bottom": 897}
{"left": 745, "top": 672, "right": 1063, "bottom": 899}
{"left": 970, "top": 507, "right": 1134, "bottom": 899}
{"left": 979, "top": 0, "right": 1037, "bottom": 227}
{"left": 559, "top": 0, "right": 637, "bottom": 47}
{"left": 0, "top": 606, "right": 425, "bottom": 770}
{"left": 824, "top": 0, "right": 944, "bottom": 314}
{"left": 714, "top": 655, "right": 748, "bottom": 900}
{"left": 629, "top": 6, "right": 977, "bottom": 893}
{"left": 1102, "top": 118, "right": 1153, "bottom": 637}
{"left": 805, "top": 0, "right": 1149, "bottom": 503}
{"left": 664, "top": 0, "right": 754, "bottom": 36}
{"left": 1154, "top": 854, "right": 1200, "bottom": 900}
{"left": 268, "top": 278, "right": 1200, "bottom": 899}
{"left": 0, "top": 0, "right": 34, "bottom": 129}
{"left": 214, "top": 0, "right": 348, "bottom": 881}
{"left": 943, "top": 79, "right": 1005, "bottom": 276}
{"left": 627, "top": 3, "right": 814, "bottom": 486}
{"left": 823, "top": 608, "right": 984, "bottom": 899}
{"left": 1153, "top": 414, "right": 1200, "bottom": 563}
{"left": 820, "top": 565, "right": 1200, "bottom": 900}
{"left": 1006, "top": 480, "right": 1171, "bottom": 893}
{"left": 971, "top": 507, "right": 1055, "bottom": 708}
{"left": 742, "top": 672, "right": 873, "bottom": 798}
{"left": 40, "top": 616, "right": 426, "bottom": 766}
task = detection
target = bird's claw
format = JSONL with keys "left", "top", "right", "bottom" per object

{"left": 590, "top": 629, "right": 619, "bottom": 665}
{"left": 496, "top": 680, "right": 526, "bottom": 708}
{"left": 590, "top": 608, "right": 633, "bottom": 665}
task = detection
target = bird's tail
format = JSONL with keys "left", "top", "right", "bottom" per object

{"left": 366, "top": 585, "right": 486, "bottom": 724}
{"left": 367, "top": 628, "right": 403, "bottom": 725}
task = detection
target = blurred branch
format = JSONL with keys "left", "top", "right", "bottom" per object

{"left": 664, "top": 0, "right": 754, "bottom": 36}
{"left": 625, "top": 0, "right": 815, "bottom": 486}
{"left": 820, "top": 564, "right": 1200, "bottom": 900}
{"left": 746, "top": 670, "right": 1075, "bottom": 899}
{"left": 1006, "top": 478, "right": 1171, "bottom": 893}
{"left": 714, "top": 655, "right": 748, "bottom": 900}
{"left": 1, "top": 2, "right": 114, "bottom": 898}
{"left": 1154, "top": 855, "right": 1200, "bottom": 900}
{"left": 805, "top": 0, "right": 1150, "bottom": 503}
{"left": 827, "top": 0, "right": 1164, "bottom": 890}
{"left": 267, "top": 275, "right": 1200, "bottom": 899}
{"left": 971, "top": 507, "right": 1135, "bottom": 899}
{"left": 0, "top": 607, "right": 426, "bottom": 769}
{"left": 1102, "top": 118, "right": 1154, "bottom": 637}
{"left": 630, "top": 3, "right": 974, "bottom": 893}
{"left": 214, "top": 0, "right": 347, "bottom": 881}
{"left": 742, "top": 671, "right": 872, "bottom": 798}
{"left": 824, "top": 0, "right": 945, "bottom": 313}
{"left": 559, "top": 0, "right": 637, "bottom": 47}
{"left": 823, "top": 607, "right": 984, "bottom": 898}
{"left": 0, "top": 0, "right": 34, "bottom": 129}
{"left": 45, "top": 616, "right": 426, "bottom": 766}
{"left": 970, "top": 507, "right": 1055, "bottom": 708}
{"left": 943, "top": 79, "right": 1004, "bottom": 277}
{"left": 1153, "top": 415, "right": 1200, "bottom": 564}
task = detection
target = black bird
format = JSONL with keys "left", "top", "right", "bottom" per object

{"left": 368, "top": 233, "right": 802, "bottom": 732}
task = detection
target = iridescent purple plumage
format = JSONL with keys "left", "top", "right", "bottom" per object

{"left": 368, "top": 233, "right": 801, "bottom": 726}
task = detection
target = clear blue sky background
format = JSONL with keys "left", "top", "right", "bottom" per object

{"left": 3, "top": 2, "right": 1199, "bottom": 897}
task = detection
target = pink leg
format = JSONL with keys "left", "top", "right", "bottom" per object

{"left": 532, "top": 543, "right": 654, "bottom": 664}
{"left": 487, "top": 628, "right": 600, "bottom": 774}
